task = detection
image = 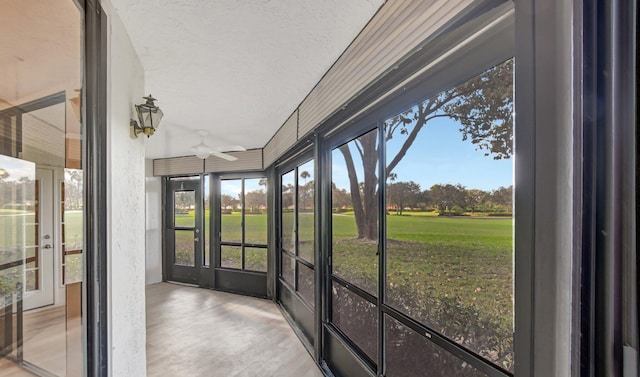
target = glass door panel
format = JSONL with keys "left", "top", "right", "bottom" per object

{"left": 174, "top": 230, "right": 195, "bottom": 267}
{"left": 1, "top": 0, "right": 86, "bottom": 375}
{"left": 331, "top": 130, "right": 379, "bottom": 296}
{"left": 0, "top": 154, "right": 33, "bottom": 359}
{"left": 165, "top": 178, "right": 202, "bottom": 284}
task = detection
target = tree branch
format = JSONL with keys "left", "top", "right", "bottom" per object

{"left": 386, "top": 112, "right": 453, "bottom": 176}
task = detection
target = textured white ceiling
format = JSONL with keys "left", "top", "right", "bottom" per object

{"left": 109, "top": 0, "right": 384, "bottom": 159}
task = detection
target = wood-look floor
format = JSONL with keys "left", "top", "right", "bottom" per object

{"left": 146, "top": 283, "right": 323, "bottom": 377}
{"left": 22, "top": 306, "right": 67, "bottom": 376}
{"left": 2, "top": 283, "right": 324, "bottom": 376}
{"left": 0, "top": 305, "right": 70, "bottom": 377}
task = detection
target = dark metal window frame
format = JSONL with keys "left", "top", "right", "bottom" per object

{"left": 216, "top": 172, "right": 268, "bottom": 273}
{"left": 276, "top": 152, "right": 316, "bottom": 308}
{"left": 579, "top": 0, "right": 638, "bottom": 376}
{"left": 160, "top": 172, "right": 269, "bottom": 294}
{"left": 2, "top": 2, "right": 108, "bottom": 373}
{"left": 274, "top": 149, "right": 319, "bottom": 359}
{"left": 314, "top": 9, "right": 516, "bottom": 376}
{"left": 84, "top": 0, "right": 108, "bottom": 375}
{"left": 325, "top": 124, "right": 381, "bottom": 373}
{"left": 263, "top": 3, "right": 517, "bottom": 376}
{"left": 323, "top": 112, "right": 512, "bottom": 377}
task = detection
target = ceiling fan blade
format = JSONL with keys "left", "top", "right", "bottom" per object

{"left": 214, "top": 145, "right": 246, "bottom": 152}
{"left": 210, "top": 150, "right": 238, "bottom": 161}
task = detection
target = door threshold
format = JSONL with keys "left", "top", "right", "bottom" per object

{"left": 166, "top": 281, "right": 199, "bottom": 288}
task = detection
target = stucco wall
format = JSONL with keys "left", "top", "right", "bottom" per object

{"left": 103, "top": 1, "right": 147, "bottom": 375}
{"left": 145, "top": 158, "right": 162, "bottom": 284}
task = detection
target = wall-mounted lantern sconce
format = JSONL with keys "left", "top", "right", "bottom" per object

{"left": 130, "top": 94, "right": 163, "bottom": 138}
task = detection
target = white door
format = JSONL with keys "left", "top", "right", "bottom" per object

{"left": 24, "top": 168, "right": 55, "bottom": 310}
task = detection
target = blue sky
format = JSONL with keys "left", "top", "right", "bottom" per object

{"left": 333, "top": 117, "right": 513, "bottom": 192}
{"left": 220, "top": 177, "right": 265, "bottom": 197}
{"left": 0, "top": 154, "right": 35, "bottom": 182}
{"left": 3, "top": 114, "right": 510, "bottom": 195}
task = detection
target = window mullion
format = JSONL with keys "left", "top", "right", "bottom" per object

{"left": 241, "top": 178, "right": 245, "bottom": 271}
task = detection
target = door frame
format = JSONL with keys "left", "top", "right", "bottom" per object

{"left": 164, "top": 177, "right": 203, "bottom": 285}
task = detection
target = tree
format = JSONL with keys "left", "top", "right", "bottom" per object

{"left": 245, "top": 189, "right": 266, "bottom": 213}
{"left": 64, "top": 169, "right": 83, "bottom": 210}
{"left": 281, "top": 183, "right": 295, "bottom": 209}
{"left": 428, "top": 184, "right": 467, "bottom": 216}
{"left": 386, "top": 181, "right": 421, "bottom": 215}
{"left": 338, "top": 130, "right": 378, "bottom": 239}
{"left": 466, "top": 189, "right": 489, "bottom": 213}
{"left": 221, "top": 194, "right": 239, "bottom": 211}
{"left": 298, "top": 171, "right": 312, "bottom": 210}
{"left": 18, "top": 176, "right": 35, "bottom": 206}
{"left": 417, "top": 189, "right": 431, "bottom": 211}
{"left": 331, "top": 182, "right": 351, "bottom": 211}
{"left": 337, "top": 59, "right": 513, "bottom": 239}
{"left": 491, "top": 186, "right": 513, "bottom": 211}
{"left": 300, "top": 171, "right": 310, "bottom": 184}
{"left": 174, "top": 192, "right": 193, "bottom": 212}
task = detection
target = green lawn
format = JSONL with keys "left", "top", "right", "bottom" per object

{"left": 3, "top": 206, "right": 512, "bottom": 368}
{"left": 174, "top": 212, "right": 268, "bottom": 270}
{"left": 282, "top": 211, "right": 314, "bottom": 262}
{"left": 0, "top": 210, "right": 85, "bottom": 292}
{"left": 332, "top": 214, "right": 514, "bottom": 369}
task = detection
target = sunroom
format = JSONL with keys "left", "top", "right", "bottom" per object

{"left": 0, "top": 0, "right": 637, "bottom": 377}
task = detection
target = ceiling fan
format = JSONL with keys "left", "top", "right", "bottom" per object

{"left": 191, "top": 130, "right": 245, "bottom": 161}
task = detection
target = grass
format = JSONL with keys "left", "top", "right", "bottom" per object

{"left": 3, "top": 204, "right": 512, "bottom": 369}
{"left": 174, "top": 211, "right": 268, "bottom": 270}
{"left": 0, "top": 210, "right": 84, "bottom": 291}
{"left": 331, "top": 213, "right": 514, "bottom": 369}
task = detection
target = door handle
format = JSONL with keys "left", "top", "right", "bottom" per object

{"left": 194, "top": 237, "right": 200, "bottom": 242}
{"left": 43, "top": 244, "right": 52, "bottom": 249}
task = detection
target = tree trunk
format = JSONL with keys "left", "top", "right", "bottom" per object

{"left": 338, "top": 131, "right": 378, "bottom": 240}
{"left": 339, "top": 144, "right": 365, "bottom": 238}
{"left": 360, "top": 132, "right": 378, "bottom": 240}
